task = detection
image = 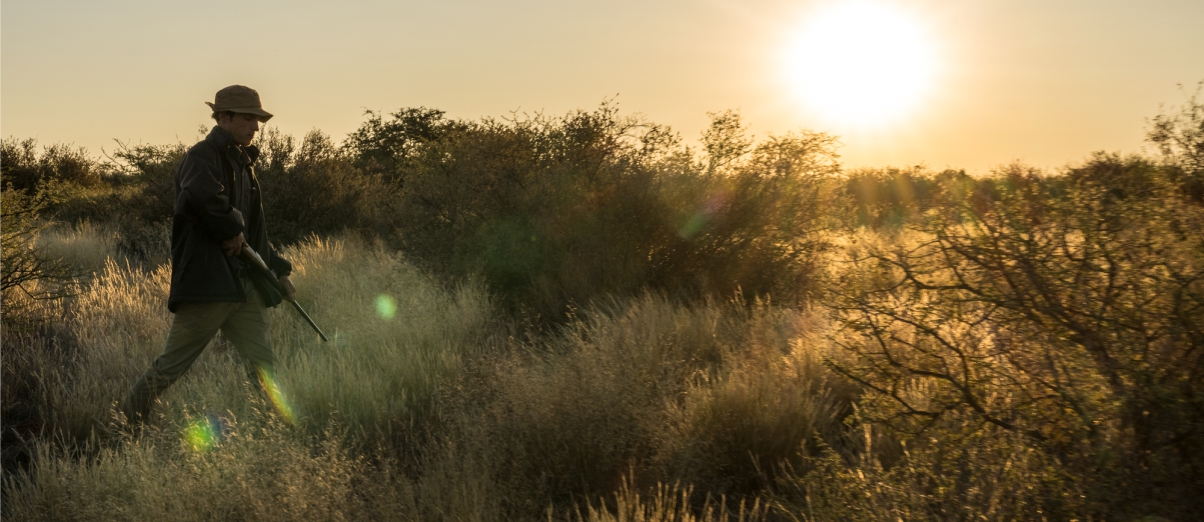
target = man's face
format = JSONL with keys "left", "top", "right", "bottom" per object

{"left": 218, "top": 112, "right": 261, "bottom": 146}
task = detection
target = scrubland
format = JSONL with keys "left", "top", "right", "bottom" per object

{"left": 2, "top": 89, "right": 1203, "bottom": 520}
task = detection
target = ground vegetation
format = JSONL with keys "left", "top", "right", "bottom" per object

{"left": 2, "top": 94, "right": 1202, "bottom": 520}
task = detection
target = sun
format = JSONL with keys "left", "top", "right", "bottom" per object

{"left": 782, "top": 1, "right": 939, "bottom": 130}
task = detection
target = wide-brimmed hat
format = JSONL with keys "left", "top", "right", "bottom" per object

{"left": 205, "top": 85, "right": 273, "bottom": 122}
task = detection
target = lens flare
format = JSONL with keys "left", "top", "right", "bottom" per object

{"left": 257, "top": 366, "right": 296, "bottom": 424}
{"left": 375, "top": 294, "right": 397, "bottom": 320}
{"left": 184, "top": 415, "right": 225, "bottom": 452}
{"left": 331, "top": 330, "right": 347, "bottom": 347}
{"left": 679, "top": 193, "right": 730, "bottom": 239}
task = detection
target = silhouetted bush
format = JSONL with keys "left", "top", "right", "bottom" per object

{"left": 257, "top": 129, "right": 398, "bottom": 245}
{"left": 0, "top": 138, "right": 103, "bottom": 193}
{"left": 343, "top": 107, "right": 465, "bottom": 187}
{"left": 9, "top": 106, "right": 842, "bottom": 316}
{"left": 352, "top": 105, "right": 840, "bottom": 316}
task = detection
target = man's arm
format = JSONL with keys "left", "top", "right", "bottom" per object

{"left": 177, "top": 147, "right": 245, "bottom": 243}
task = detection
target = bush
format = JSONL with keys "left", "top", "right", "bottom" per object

{"left": 1147, "top": 81, "right": 1204, "bottom": 202}
{"left": 353, "top": 105, "right": 840, "bottom": 316}
{"left": 1, "top": 185, "right": 76, "bottom": 321}
{"left": 256, "top": 129, "right": 399, "bottom": 245}
{"left": 840, "top": 166, "right": 964, "bottom": 229}
{"left": 0, "top": 138, "right": 103, "bottom": 193}
{"left": 826, "top": 160, "right": 1204, "bottom": 519}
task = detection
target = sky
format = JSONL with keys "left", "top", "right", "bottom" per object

{"left": 3, "top": 0, "right": 1202, "bottom": 174}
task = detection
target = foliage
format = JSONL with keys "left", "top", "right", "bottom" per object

{"left": 779, "top": 425, "right": 1091, "bottom": 521}
{"left": 433, "top": 295, "right": 849, "bottom": 514}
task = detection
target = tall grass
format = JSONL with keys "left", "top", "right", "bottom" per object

{"left": 5, "top": 418, "right": 364, "bottom": 522}
{"left": 7, "top": 234, "right": 492, "bottom": 442}
{"left": 413, "top": 294, "right": 853, "bottom": 516}
{"left": 3, "top": 228, "right": 857, "bottom": 520}
{"left": 270, "top": 236, "right": 495, "bottom": 445}
{"left": 3, "top": 234, "right": 497, "bottom": 518}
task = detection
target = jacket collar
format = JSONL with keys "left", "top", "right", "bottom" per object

{"left": 206, "top": 126, "right": 260, "bottom": 165}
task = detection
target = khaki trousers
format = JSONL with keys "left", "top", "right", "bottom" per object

{"left": 122, "top": 274, "right": 274, "bottom": 421}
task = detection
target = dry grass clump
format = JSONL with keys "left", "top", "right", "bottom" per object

{"left": 4, "top": 414, "right": 364, "bottom": 522}
{"left": 46, "top": 259, "right": 173, "bottom": 439}
{"left": 37, "top": 221, "right": 119, "bottom": 275}
{"left": 569, "top": 481, "right": 769, "bottom": 522}
{"left": 778, "top": 423, "right": 1088, "bottom": 521}
{"left": 427, "top": 295, "right": 854, "bottom": 516}
{"left": 270, "top": 236, "right": 496, "bottom": 444}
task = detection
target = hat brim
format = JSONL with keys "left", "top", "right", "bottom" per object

{"left": 205, "top": 102, "right": 273, "bottom": 122}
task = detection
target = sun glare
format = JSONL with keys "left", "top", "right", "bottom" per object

{"left": 782, "top": 1, "right": 939, "bottom": 129}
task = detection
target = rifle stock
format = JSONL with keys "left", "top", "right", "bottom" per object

{"left": 241, "top": 245, "right": 330, "bottom": 342}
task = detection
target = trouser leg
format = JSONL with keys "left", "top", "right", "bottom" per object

{"left": 121, "top": 300, "right": 233, "bottom": 421}
{"left": 222, "top": 276, "right": 275, "bottom": 387}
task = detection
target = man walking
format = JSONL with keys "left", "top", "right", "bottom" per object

{"left": 121, "top": 85, "right": 295, "bottom": 423}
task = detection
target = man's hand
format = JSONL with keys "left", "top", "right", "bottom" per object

{"left": 222, "top": 233, "right": 247, "bottom": 257}
{"left": 278, "top": 275, "right": 296, "bottom": 302}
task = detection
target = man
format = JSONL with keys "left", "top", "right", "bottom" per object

{"left": 121, "top": 85, "right": 296, "bottom": 423}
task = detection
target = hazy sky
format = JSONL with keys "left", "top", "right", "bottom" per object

{"left": 3, "top": 0, "right": 1202, "bottom": 173}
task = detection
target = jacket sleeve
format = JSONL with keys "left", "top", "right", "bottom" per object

{"left": 177, "top": 146, "right": 245, "bottom": 240}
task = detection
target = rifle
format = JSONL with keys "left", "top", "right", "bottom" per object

{"left": 241, "top": 245, "right": 330, "bottom": 342}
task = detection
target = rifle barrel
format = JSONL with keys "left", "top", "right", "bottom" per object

{"left": 241, "top": 246, "right": 330, "bottom": 342}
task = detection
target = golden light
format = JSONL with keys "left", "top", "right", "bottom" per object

{"left": 782, "top": 1, "right": 939, "bottom": 129}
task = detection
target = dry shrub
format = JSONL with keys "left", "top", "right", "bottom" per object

{"left": 825, "top": 160, "right": 1204, "bottom": 519}
{"left": 0, "top": 138, "right": 103, "bottom": 193}
{"left": 360, "top": 106, "right": 838, "bottom": 316}
{"left": 257, "top": 129, "right": 399, "bottom": 245}
{"left": 1, "top": 185, "right": 77, "bottom": 321}
{"left": 780, "top": 423, "right": 1087, "bottom": 521}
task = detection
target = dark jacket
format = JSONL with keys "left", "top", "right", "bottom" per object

{"left": 167, "top": 126, "right": 291, "bottom": 312}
